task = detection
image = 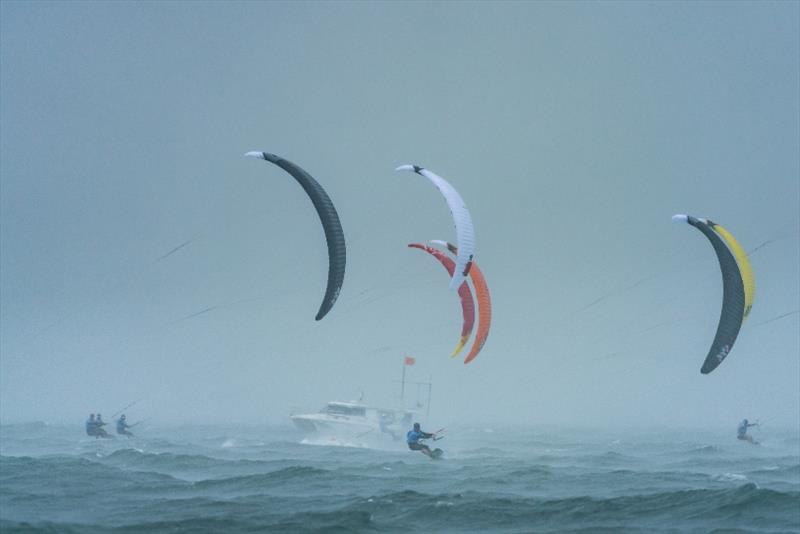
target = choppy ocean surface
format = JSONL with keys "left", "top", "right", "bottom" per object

{"left": 1, "top": 422, "right": 798, "bottom": 533}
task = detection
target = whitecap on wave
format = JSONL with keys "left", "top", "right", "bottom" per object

{"left": 714, "top": 472, "right": 748, "bottom": 482}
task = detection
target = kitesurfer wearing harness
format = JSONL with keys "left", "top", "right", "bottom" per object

{"left": 94, "top": 413, "right": 111, "bottom": 438}
{"left": 85, "top": 414, "right": 96, "bottom": 437}
{"left": 406, "top": 422, "right": 435, "bottom": 457}
{"left": 737, "top": 419, "right": 758, "bottom": 444}
{"left": 116, "top": 414, "right": 134, "bottom": 437}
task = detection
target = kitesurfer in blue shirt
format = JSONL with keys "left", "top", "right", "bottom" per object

{"left": 406, "top": 422, "right": 435, "bottom": 457}
{"left": 94, "top": 413, "right": 111, "bottom": 439}
{"left": 737, "top": 419, "right": 758, "bottom": 444}
{"left": 85, "top": 414, "right": 97, "bottom": 437}
{"left": 116, "top": 414, "right": 134, "bottom": 437}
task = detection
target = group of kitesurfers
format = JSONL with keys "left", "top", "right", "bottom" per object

{"left": 85, "top": 413, "right": 135, "bottom": 438}
{"left": 82, "top": 416, "right": 760, "bottom": 449}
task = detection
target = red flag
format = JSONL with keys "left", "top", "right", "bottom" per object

{"left": 404, "top": 356, "right": 416, "bottom": 366}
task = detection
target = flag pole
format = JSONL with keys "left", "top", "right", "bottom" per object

{"left": 427, "top": 374, "right": 432, "bottom": 420}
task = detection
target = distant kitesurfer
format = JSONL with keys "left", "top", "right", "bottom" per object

{"left": 406, "top": 422, "right": 435, "bottom": 457}
{"left": 737, "top": 419, "right": 758, "bottom": 444}
{"left": 94, "top": 413, "right": 111, "bottom": 439}
{"left": 85, "top": 414, "right": 96, "bottom": 437}
{"left": 116, "top": 414, "right": 134, "bottom": 437}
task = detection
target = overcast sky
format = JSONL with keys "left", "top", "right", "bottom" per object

{"left": 1, "top": 1, "right": 798, "bottom": 429}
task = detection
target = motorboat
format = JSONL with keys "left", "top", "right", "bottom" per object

{"left": 291, "top": 361, "right": 432, "bottom": 443}
{"left": 290, "top": 400, "right": 413, "bottom": 441}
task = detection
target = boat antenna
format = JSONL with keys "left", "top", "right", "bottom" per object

{"left": 427, "top": 375, "right": 432, "bottom": 420}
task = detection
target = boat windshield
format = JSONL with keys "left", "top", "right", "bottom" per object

{"left": 325, "top": 403, "right": 366, "bottom": 417}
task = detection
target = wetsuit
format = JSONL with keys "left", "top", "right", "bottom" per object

{"left": 406, "top": 429, "right": 433, "bottom": 452}
{"left": 94, "top": 417, "right": 111, "bottom": 438}
{"left": 737, "top": 420, "right": 757, "bottom": 442}
{"left": 116, "top": 418, "right": 134, "bottom": 437}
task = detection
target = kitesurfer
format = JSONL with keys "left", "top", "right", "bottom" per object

{"left": 85, "top": 414, "right": 97, "bottom": 437}
{"left": 94, "top": 413, "right": 111, "bottom": 439}
{"left": 116, "top": 414, "right": 134, "bottom": 437}
{"left": 737, "top": 419, "right": 758, "bottom": 444}
{"left": 406, "top": 422, "right": 435, "bottom": 457}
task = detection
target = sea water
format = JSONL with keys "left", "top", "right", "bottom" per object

{"left": 1, "top": 422, "right": 798, "bottom": 533}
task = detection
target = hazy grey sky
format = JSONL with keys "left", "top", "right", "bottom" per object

{"left": 1, "top": 1, "right": 798, "bottom": 429}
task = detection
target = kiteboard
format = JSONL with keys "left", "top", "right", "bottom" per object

{"left": 430, "top": 448, "right": 444, "bottom": 460}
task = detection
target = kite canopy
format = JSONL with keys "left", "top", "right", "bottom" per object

{"left": 431, "top": 240, "right": 492, "bottom": 365}
{"left": 672, "top": 214, "right": 750, "bottom": 374}
{"left": 707, "top": 222, "right": 755, "bottom": 319}
{"left": 408, "top": 243, "right": 475, "bottom": 357}
{"left": 396, "top": 165, "right": 475, "bottom": 290}
{"left": 246, "top": 151, "right": 345, "bottom": 321}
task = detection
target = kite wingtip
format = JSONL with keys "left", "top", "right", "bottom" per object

{"left": 314, "top": 306, "right": 329, "bottom": 321}
{"left": 700, "top": 358, "right": 720, "bottom": 374}
{"left": 244, "top": 151, "right": 266, "bottom": 159}
{"left": 448, "top": 275, "right": 465, "bottom": 291}
{"left": 397, "top": 164, "right": 426, "bottom": 174}
{"left": 451, "top": 338, "right": 467, "bottom": 357}
{"left": 431, "top": 240, "right": 458, "bottom": 255}
{"left": 671, "top": 214, "right": 689, "bottom": 223}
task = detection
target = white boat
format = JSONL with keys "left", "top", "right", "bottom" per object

{"left": 291, "top": 365, "right": 432, "bottom": 443}
{"left": 290, "top": 400, "right": 414, "bottom": 441}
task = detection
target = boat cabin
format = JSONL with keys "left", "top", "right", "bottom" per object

{"left": 322, "top": 402, "right": 367, "bottom": 417}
